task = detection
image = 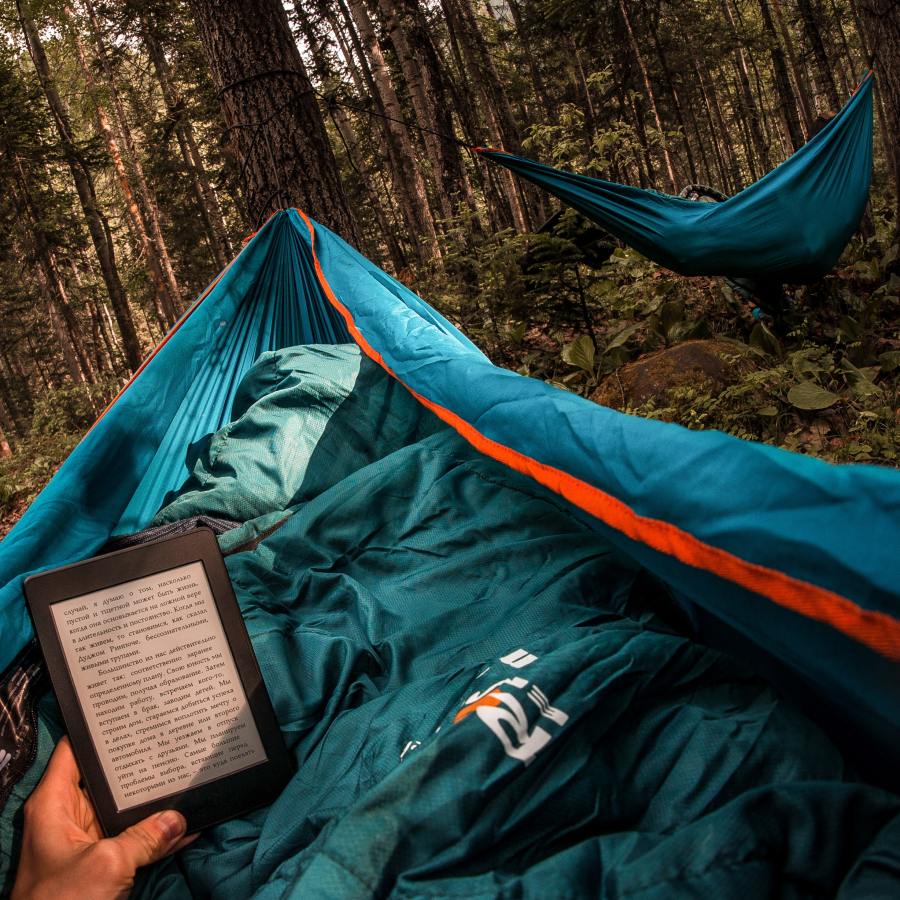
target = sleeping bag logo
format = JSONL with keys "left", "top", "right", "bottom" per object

{"left": 453, "top": 667, "right": 569, "bottom": 765}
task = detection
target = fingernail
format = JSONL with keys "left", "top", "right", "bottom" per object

{"left": 156, "top": 810, "right": 187, "bottom": 841}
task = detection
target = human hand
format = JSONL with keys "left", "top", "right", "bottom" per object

{"left": 11, "top": 737, "right": 197, "bottom": 899}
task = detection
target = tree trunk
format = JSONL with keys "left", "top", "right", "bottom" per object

{"left": 67, "top": 7, "right": 177, "bottom": 329}
{"left": 0, "top": 358, "right": 28, "bottom": 435}
{"left": 440, "top": 4, "right": 509, "bottom": 232}
{"left": 629, "top": 92, "right": 655, "bottom": 187}
{"left": 506, "top": 0, "right": 553, "bottom": 120}
{"left": 690, "top": 63, "right": 731, "bottom": 189}
{"left": 187, "top": 0, "right": 358, "bottom": 237}
{"left": 759, "top": 0, "right": 805, "bottom": 151}
{"left": 12, "top": 153, "right": 97, "bottom": 387}
{"left": 566, "top": 35, "right": 599, "bottom": 149}
{"left": 17, "top": 2, "right": 143, "bottom": 371}
{"left": 376, "top": 0, "right": 460, "bottom": 225}
{"left": 0, "top": 400, "right": 15, "bottom": 454}
{"left": 441, "top": 0, "right": 532, "bottom": 230}
{"left": 67, "top": 259, "right": 114, "bottom": 374}
{"left": 769, "top": 0, "right": 815, "bottom": 135}
{"left": 345, "top": 0, "right": 442, "bottom": 261}
{"left": 722, "top": 0, "right": 770, "bottom": 170}
{"left": 0, "top": 386, "right": 20, "bottom": 448}
{"left": 141, "top": 13, "right": 234, "bottom": 269}
{"left": 796, "top": 0, "right": 842, "bottom": 113}
{"left": 44, "top": 282, "right": 86, "bottom": 385}
{"left": 331, "top": 0, "right": 432, "bottom": 262}
{"left": 321, "top": 3, "right": 421, "bottom": 255}
{"left": 646, "top": 8, "right": 697, "bottom": 182}
{"left": 1, "top": 344, "right": 37, "bottom": 414}
{"left": 617, "top": 0, "right": 678, "bottom": 191}
{"left": 25, "top": 334, "right": 57, "bottom": 390}
{"left": 857, "top": 0, "right": 900, "bottom": 234}
{"left": 83, "top": 0, "right": 181, "bottom": 322}
{"left": 293, "top": 3, "right": 409, "bottom": 272}
{"left": 829, "top": 0, "right": 857, "bottom": 92}
{"left": 702, "top": 62, "right": 743, "bottom": 190}
{"left": 724, "top": 67, "right": 761, "bottom": 180}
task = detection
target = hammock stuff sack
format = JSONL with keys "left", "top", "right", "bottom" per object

{"left": 1, "top": 209, "right": 899, "bottom": 898}
{"left": 475, "top": 73, "right": 874, "bottom": 283}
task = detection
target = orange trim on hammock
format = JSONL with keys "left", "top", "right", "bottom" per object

{"left": 295, "top": 208, "right": 900, "bottom": 662}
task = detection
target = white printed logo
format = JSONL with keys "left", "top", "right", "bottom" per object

{"left": 500, "top": 648, "right": 538, "bottom": 669}
{"left": 454, "top": 673, "right": 568, "bottom": 765}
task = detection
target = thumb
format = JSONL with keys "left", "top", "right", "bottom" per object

{"left": 107, "top": 810, "right": 188, "bottom": 870}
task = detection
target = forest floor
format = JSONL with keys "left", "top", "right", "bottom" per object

{"left": 1, "top": 214, "right": 898, "bottom": 541}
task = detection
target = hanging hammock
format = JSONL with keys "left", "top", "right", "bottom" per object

{"left": 2, "top": 210, "right": 900, "bottom": 895}
{"left": 475, "top": 73, "right": 874, "bottom": 283}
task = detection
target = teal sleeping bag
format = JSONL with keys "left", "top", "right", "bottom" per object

{"left": 2, "top": 209, "right": 900, "bottom": 897}
{"left": 116, "top": 348, "right": 900, "bottom": 896}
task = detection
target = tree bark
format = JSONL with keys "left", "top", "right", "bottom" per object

{"left": 67, "top": 7, "right": 177, "bottom": 329}
{"left": 506, "top": 0, "right": 553, "bottom": 120}
{"left": 645, "top": 7, "right": 697, "bottom": 182}
{"left": 17, "top": 1, "right": 143, "bottom": 371}
{"left": 344, "top": 0, "right": 442, "bottom": 261}
{"left": 700, "top": 61, "right": 742, "bottom": 190}
{"left": 769, "top": 0, "right": 815, "bottom": 135}
{"left": 376, "top": 0, "right": 469, "bottom": 225}
{"left": 321, "top": 3, "right": 421, "bottom": 255}
{"left": 0, "top": 386, "right": 20, "bottom": 448}
{"left": 441, "top": 0, "right": 532, "bottom": 230}
{"left": 83, "top": 0, "right": 182, "bottom": 321}
{"left": 796, "top": 0, "right": 842, "bottom": 113}
{"left": 618, "top": 0, "right": 678, "bottom": 191}
{"left": 11, "top": 158, "right": 96, "bottom": 386}
{"left": 759, "top": 0, "right": 805, "bottom": 151}
{"left": 857, "top": 0, "right": 900, "bottom": 233}
{"left": 293, "top": 3, "right": 408, "bottom": 273}
{"left": 722, "top": 0, "right": 770, "bottom": 170}
{"left": 440, "top": 4, "right": 509, "bottom": 232}
{"left": 141, "top": 12, "right": 234, "bottom": 269}
{"left": 187, "top": 0, "right": 358, "bottom": 238}
{"left": 0, "top": 356, "right": 28, "bottom": 436}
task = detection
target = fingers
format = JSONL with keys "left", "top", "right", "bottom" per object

{"left": 38, "top": 736, "right": 80, "bottom": 788}
{"left": 26, "top": 737, "right": 80, "bottom": 818}
{"left": 107, "top": 810, "right": 189, "bottom": 870}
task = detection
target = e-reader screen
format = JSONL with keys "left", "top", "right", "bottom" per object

{"left": 49, "top": 560, "right": 267, "bottom": 811}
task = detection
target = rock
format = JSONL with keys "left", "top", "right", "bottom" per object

{"left": 591, "top": 339, "right": 754, "bottom": 410}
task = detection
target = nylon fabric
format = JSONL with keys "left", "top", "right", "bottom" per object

{"left": 0, "top": 202, "right": 898, "bottom": 896}
{"left": 0, "top": 211, "right": 474, "bottom": 674}
{"left": 298, "top": 209, "right": 900, "bottom": 784}
{"left": 104, "top": 348, "right": 898, "bottom": 898}
{"left": 475, "top": 74, "right": 873, "bottom": 282}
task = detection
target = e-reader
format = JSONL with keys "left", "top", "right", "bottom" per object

{"left": 24, "top": 527, "right": 292, "bottom": 836}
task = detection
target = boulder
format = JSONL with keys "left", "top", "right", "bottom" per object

{"left": 591, "top": 338, "right": 754, "bottom": 410}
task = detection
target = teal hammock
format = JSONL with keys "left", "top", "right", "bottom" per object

{"left": 475, "top": 73, "right": 874, "bottom": 283}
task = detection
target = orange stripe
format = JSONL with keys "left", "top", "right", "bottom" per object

{"left": 454, "top": 693, "right": 503, "bottom": 724}
{"left": 295, "top": 209, "right": 900, "bottom": 662}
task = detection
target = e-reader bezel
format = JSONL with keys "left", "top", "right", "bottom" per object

{"left": 24, "top": 527, "right": 292, "bottom": 836}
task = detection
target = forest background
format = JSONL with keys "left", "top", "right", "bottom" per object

{"left": 0, "top": 0, "right": 898, "bottom": 538}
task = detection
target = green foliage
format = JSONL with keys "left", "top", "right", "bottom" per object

{"left": 424, "top": 209, "right": 900, "bottom": 468}
{"left": 29, "top": 379, "right": 117, "bottom": 437}
{"left": 0, "top": 378, "right": 121, "bottom": 535}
